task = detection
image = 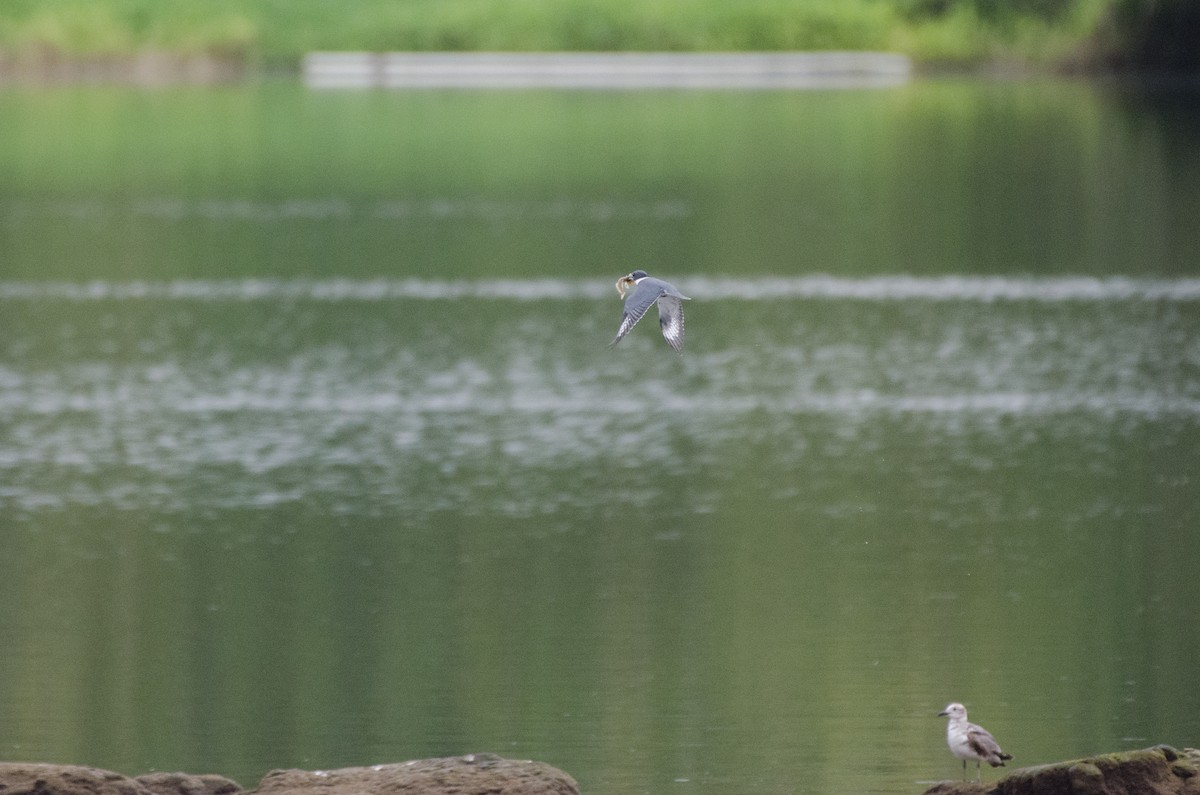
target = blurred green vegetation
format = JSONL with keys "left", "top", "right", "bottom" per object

{"left": 0, "top": 0, "right": 1195, "bottom": 71}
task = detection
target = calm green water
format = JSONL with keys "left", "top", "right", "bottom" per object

{"left": 1, "top": 79, "right": 1199, "bottom": 794}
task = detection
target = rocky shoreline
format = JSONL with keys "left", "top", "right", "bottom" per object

{"left": 0, "top": 754, "right": 578, "bottom": 795}
{"left": 2, "top": 746, "right": 1196, "bottom": 794}
{"left": 924, "top": 745, "right": 1200, "bottom": 795}
{"left": 0, "top": 51, "right": 249, "bottom": 85}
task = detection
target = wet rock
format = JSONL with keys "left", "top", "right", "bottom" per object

{"left": 924, "top": 746, "right": 1200, "bottom": 795}
{"left": 251, "top": 754, "right": 579, "bottom": 795}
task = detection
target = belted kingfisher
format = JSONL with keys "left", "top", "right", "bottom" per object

{"left": 611, "top": 270, "right": 689, "bottom": 353}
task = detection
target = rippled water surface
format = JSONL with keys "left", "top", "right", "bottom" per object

{"left": 1, "top": 80, "right": 1199, "bottom": 794}
{"left": 3, "top": 276, "right": 1199, "bottom": 515}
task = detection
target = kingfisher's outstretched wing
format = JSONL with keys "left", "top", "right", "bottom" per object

{"left": 611, "top": 280, "right": 667, "bottom": 347}
{"left": 655, "top": 295, "right": 686, "bottom": 353}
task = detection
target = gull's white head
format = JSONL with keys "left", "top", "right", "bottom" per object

{"left": 938, "top": 703, "right": 967, "bottom": 720}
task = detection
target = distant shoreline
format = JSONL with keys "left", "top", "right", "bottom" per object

{"left": 0, "top": 51, "right": 251, "bottom": 86}
{"left": 0, "top": 50, "right": 1194, "bottom": 88}
{"left": 8, "top": 50, "right": 922, "bottom": 88}
{"left": 0, "top": 0, "right": 1196, "bottom": 81}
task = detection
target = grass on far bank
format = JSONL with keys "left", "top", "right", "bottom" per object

{"left": 0, "top": 0, "right": 1193, "bottom": 72}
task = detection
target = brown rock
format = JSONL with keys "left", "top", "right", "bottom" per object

{"left": 0, "top": 764, "right": 153, "bottom": 795}
{"left": 134, "top": 772, "right": 243, "bottom": 795}
{"left": 923, "top": 746, "right": 1200, "bottom": 795}
{"left": 924, "top": 782, "right": 991, "bottom": 795}
{"left": 251, "top": 754, "right": 579, "bottom": 795}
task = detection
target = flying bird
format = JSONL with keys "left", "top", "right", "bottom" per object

{"left": 611, "top": 270, "right": 689, "bottom": 353}
{"left": 938, "top": 702, "right": 1013, "bottom": 780}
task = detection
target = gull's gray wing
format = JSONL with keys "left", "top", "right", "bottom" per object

{"left": 966, "top": 724, "right": 1010, "bottom": 766}
{"left": 655, "top": 294, "right": 686, "bottom": 353}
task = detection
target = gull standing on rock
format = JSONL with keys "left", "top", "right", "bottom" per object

{"left": 939, "top": 702, "right": 1013, "bottom": 780}
{"left": 611, "top": 270, "right": 689, "bottom": 353}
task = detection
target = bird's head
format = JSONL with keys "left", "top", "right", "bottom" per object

{"left": 938, "top": 703, "right": 967, "bottom": 719}
{"left": 615, "top": 270, "right": 648, "bottom": 298}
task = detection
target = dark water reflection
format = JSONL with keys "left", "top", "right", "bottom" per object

{"left": 3, "top": 79, "right": 1200, "bottom": 281}
{"left": 1, "top": 79, "right": 1199, "bottom": 794}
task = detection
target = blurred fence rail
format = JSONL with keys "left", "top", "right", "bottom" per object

{"left": 303, "top": 51, "right": 912, "bottom": 89}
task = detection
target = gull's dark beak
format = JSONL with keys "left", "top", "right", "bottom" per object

{"left": 937, "top": 710, "right": 949, "bottom": 717}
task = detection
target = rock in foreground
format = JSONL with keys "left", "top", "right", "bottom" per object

{"left": 924, "top": 745, "right": 1200, "bottom": 795}
{"left": 0, "top": 764, "right": 241, "bottom": 795}
{"left": 253, "top": 754, "right": 579, "bottom": 795}
{"left": 0, "top": 755, "right": 578, "bottom": 795}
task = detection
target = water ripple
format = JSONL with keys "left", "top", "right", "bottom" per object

{"left": 2, "top": 276, "right": 1197, "bottom": 513}
{"left": 2, "top": 276, "right": 1200, "bottom": 302}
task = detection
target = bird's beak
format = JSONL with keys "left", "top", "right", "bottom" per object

{"left": 937, "top": 710, "right": 949, "bottom": 717}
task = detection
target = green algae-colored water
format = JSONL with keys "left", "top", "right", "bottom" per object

{"left": 1, "top": 78, "right": 1198, "bottom": 794}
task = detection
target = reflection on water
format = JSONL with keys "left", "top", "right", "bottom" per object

{"left": 1, "top": 197, "right": 693, "bottom": 224}
{"left": 4, "top": 80, "right": 1200, "bottom": 282}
